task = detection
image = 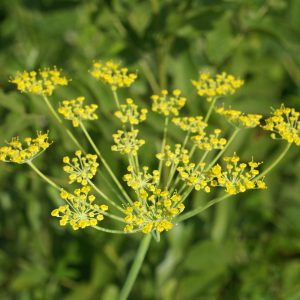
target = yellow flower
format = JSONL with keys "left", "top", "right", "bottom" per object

{"left": 10, "top": 67, "right": 69, "bottom": 96}
{"left": 58, "top": 96, "right": 98, "bottom": 127}
{"left": 123, "top": 188, "right": 184, "bottom": 234}
{"left": 172, "top": 116, "right": 207, "bottom": 133}
{"left": 177, "top": 163, "right": 211, "bottom": 192}
{"left": 192, "top": 72, "right": 244, "bottom": 102}
{"left": 156, "top": 144, "right": 190, "bottom": 167}
{"left": 261, "top": 105, "right": 300, "bottom": 145}
{"left": 51, "top": 186, "right": 108, "bottom": 230}
{"left": 123, "top": 166, "right": 160, "bottom": 192}
{"left": 111, "top": 129, "right": 145, "bottom": 156}
{"left": 191, "top": 129, "right": 227, "bottom": 151}
{"left": 151, "top": 89, "right": 186, "bottom": 116}
{"left": 210, "top": 154, "right": 267, "bottom": 194}
{"left": 114, "top": 98, "right": 148, "bottom": 125}
{"left": 216, "top": 106, "right": 262, "bottom": 128}
{"left": 90, "top": 60, "right": 137, "bottom": 90}
{"left": 0, "top": 131, "right": 51, "bottom": 164}
{"left": 63, "top": 151, "right": 99, "bottom": 185}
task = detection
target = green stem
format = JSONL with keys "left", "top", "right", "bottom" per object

{"left": 158, "top": 116, "right": 169, "bottom": 183}
{"left": 256, "top": 142, "right": 291, "bottom": 180}
{"left": 176, "top": 194, "right": 231, "bottom": 222}
{"left": 204, "top": 97, "right": 217, "bottom": 123}
{"left": 119, "top": 234, "right": 152, "bottom": 300}
{"left": 80, "top": 122, "right": 133, "bottom": 205}
{"left": 206, "top": 128, "right": 240, "bottom": 171}
{"left": 112, "top": 89, "right": 121, "bottom": 108}
{"left": 88, "top": 179, "right": 125, "bottom": 213}
{"left": 42, "top": 95, "right": 84, "bottom": 151}
{"left": 27, "top": 161, "right": 61, "bottom": 191}
{"left": 93, "top": 226, "right": 130, "bottom": 234}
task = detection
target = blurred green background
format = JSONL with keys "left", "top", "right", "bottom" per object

{"left": 1, "top": 0, "right": 300, "bottom": 299}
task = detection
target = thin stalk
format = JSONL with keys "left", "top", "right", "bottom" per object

{"left": 119, "top": 234, "right": 152, "bottom": 300}
{"left": 158, "top": 116, "right": 169, "bottom": 182}
{"left": 112, "top": 89, "right": 120, "bottom": 108}
{"left": 256, "top": 142, "right": 291, "bottom": 180}
{"left": 88, "top": 179, "right": 125, "bottom": 213}
{"left": 206, "top": 128, "right": 240, "bottom": 171}
{"left": 102, "top": 211, "right": 125, "bottom": 223}
{"left": 27, "top": 161, "right": 60, "bottom": 191}
{"left": 93, "top": 226, "right": 130, "bottom": 234}
{"left": 79, "top": 122, "right": 133, "bottom": 205}
{"left": 42, "top": 95, "right": 84, "bottom": 151}
{"left": 176, "top": 194, "right": 231, "bottom": 222}
{"left": 204, "top": 97, "right": 217, "bottom": 123}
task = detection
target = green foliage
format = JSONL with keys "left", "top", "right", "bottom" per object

{"left": 1, "top": 0, "right": 300, "bottom": 299}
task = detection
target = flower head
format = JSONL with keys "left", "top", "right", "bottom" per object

{"left": 58, "top": 96, "right": 98, "bottom": 127}
{"left": 114, "top": 98, "right": 148, "bottom": 125}
{"left": 63, "top": 151, "right": 99, "bottom": 185}
{"left": 123, "top": 188, "right": 185, "bottom": 234}
{"left": 51, "top": 186, "right": 108, "bottom": 230}
{"left": 123, "top": 165, "right": 160, "bottom": 192}
{"left": 156, "top": 144, "right": 190, "bottom": 167}
{"left": 192, "top": 72, "right": 244, "bottom": 102}
{"left": 0, "top": 131, "right": 51, "bottom": 164}
{"left": 151, "top": 89, "right": 186, "bottom": 116}
{"left": 261, "top": 105, "right": 300, "bottom": 145}
{"left": 216, "top": 106, "right": 262, "bottom": 128}
{"left": 90, "top": 60, "right": 137, "bottom": 90}
{"left": 172, "top": 116, "right": 207, "bottom": 133}
{"left": 177, "top": 162, "right": 211, "bottom": 192}
{"left": 210, "top": 154, "right": 267, "bottom": 194}
{"left": 10, "top": 67, "right": 69, "bottom": 96}
{"left": 111, "top": 129, "right": 145, "bottom": 156}
{"left": 191, "top": 129, "right": 227, "bottom": 151}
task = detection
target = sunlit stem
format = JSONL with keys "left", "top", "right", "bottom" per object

{"left": 206, "top": 128, "right": 240, "bottom": 171}
{"left": 256, "top": 142, "right": 291, "bottom": 180}
{"left": 79, "top": 122, "right": 133, "bottom": 205}
{"left": 42, "top": 95, "right": 84, "bottom": 151}
{"left": 204, "top": 96, "right": 217, "bottom": 123}
{"left": 27, "top": 161, "right": 61, "bottom": 191}
{"left": 176, "top": 194, "right": 231, "bottom": 222}
{"left": 158, "top": 116, "right": 169, "bottom": 183}
{"left": 101, "top": 211, "right": 125, "bottom": 223}
{"left": 93, "top": 226, "right": 130, "bottom": 234}
{"left": 112, "top": 89, "right": 120, "bottom": 108}
{"left": 88, "top": 179, "right": 125, "bottom": 213}
{"left": 119, "top": 234, "right": 152, "bottom": 300}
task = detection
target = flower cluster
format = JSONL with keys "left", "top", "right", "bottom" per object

{"left": 261, "top": 105, "right": 300, "bottom": 146}
{"left": 192, "top": 72, "right": 244, "bottom": 101}
{"left": 216, "top": 106, "right": 262, "bottom": 128}
{"left": 210, "top": 154, "right": 267, "bottom": 194}
{"left": 114, "top": 98, "right": 148, "bottom": 125}
{"left": 51, "top": 187, "right": 108, "bottom": 230}
{"left": 172, "top": 116, "right": 207, "bottom": 133}
{"left": 151, "top": 89, "right": 186, "bottom": 116}
{"left": 111, "top": 130, "right": 145, "bottom": 155}
{"left": 58, "top": 96, "right": 98, "bottom": 127}
{"left": 63, "top": 151, "right": 99, "bottom": 185}
{"left": 156, "top": 144, "right": 189, "bottom": 167}
{"left": 90, "top": 61, "right": 137, "bottom": 90}
{"left": 177, "top": 162, "right": 211, "bottom": 192}
{"left": 10, "top": 67, "right": 68, "bottom": 96}
{"left": 123, "top": 165, "right": 160, "bottom": 192}
{"left": 123, "top": 189, "right": 185, "bottom": 234}
{"left": 0, "top": 132, "right": 51, "bottom": 164}
{"left": 192, "top": 129, "right": 227, "bottom": 151}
